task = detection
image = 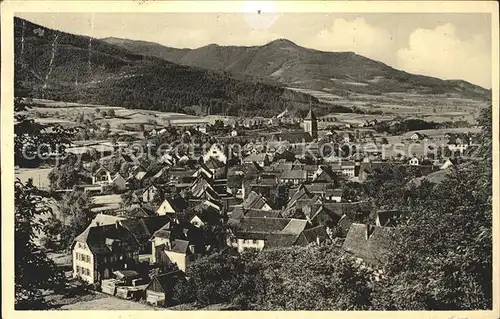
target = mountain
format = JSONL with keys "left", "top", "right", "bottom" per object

{"left": 102, "top": 37, "right": 490, "bottom": 100}
{"left": 14, "top": 17, "right": 318, "bottom": 117}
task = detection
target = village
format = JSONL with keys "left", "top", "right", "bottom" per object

{"left": 17, "top": 99, "right": 481, "bottom": 309}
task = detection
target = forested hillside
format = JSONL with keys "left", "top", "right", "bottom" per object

{"left": 14, "top": 17, "right": 317, "bottom": 117}
{"left": 103, "top": 37, "right": 491, "bottom": 100}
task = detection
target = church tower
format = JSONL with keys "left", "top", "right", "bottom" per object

{"left": 303, "top": 102, "right": 318, "bottom": 139}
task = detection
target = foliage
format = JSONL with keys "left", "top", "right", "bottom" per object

{"left": 370, "top": 107, "right": 492, "bottom": 310}
{"left": 255, "top": 246, "right": 372, "bottom": 310}
{"left": 15, "top": 179, "right": 66, "bottom": 309}
{"left": 184, "top": 249, "right": 263, "bottom": 307}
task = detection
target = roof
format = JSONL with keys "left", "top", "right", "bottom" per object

{"left": 146, "top": 270, "right": 185, "bottom": 293}
{"left": 120, "top": 215, "right": 171, "bottom": 245}
{"left": 243, "top": 153, "right": 268, "bottom": 162}
{"left": 243, "top": 191, "right": 271, "bottom": 210}
{"left": 234, "top": 217, "right": 307, "bottom": 244}
{"left": 342, "top": 223, "right": 397, "bottom": 265}
{"left": 162, "top": 195, "right": 189, "bottom": 213}
{"left": 169, "top": 239, "right": 191, "bottom": 254}
{"left": 304, "top": 108, "right": 317, "bottom": 121}
{"left": 150, "top": 222, "right": 172, "bottom": 240}
{"left": 73, "top": 224, "right": 139, "bottom": 255}
{"left": 113, "top": 270, "right": 140, "bottom": 280}
{"left": 299, "top": 225, "right": 330, "bottom": 244}
{"left": 280, "top": 170, "right": 307, "bottom": 180}
{"left": 204, "top": 157, "right": 226, "bottom": 170}
{"left": 91, "top": 213, "right": 127, "bottom": 227}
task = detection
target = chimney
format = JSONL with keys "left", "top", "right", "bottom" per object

{"left": 316, "top": 236, "right": 320, "bottom": 245}
{"left": 115, "top": 220, "right": 120, "bottom": 230}
{"left": 189, "top": 244, "right": 195, "bottom": 254}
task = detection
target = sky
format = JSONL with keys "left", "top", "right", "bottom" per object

{"left": 16, "top": 12, "right": 492, "bottom": 88}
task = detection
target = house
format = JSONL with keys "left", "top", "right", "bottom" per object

{"left": 440, "top": 158, "right": 455, "bottom": 170}
{"left": 408, "top": 157, "right": 419, "bottom": 166}
{"left": 342, "top": 223, "right": 397, "bottom": 266}
{"left": 92, "top": 167, "right": 113, "bottom": 185}
{"left": 203, "top": 143, "right": 227, "bottom": 164}
{"left": 71, "top": 223, "right": 140, "bottom": 283}
{"left": 120, "top": 215, "right": 172, "bottom": 259}
{"left": 145, "top": 270, "right": 186, "bottom": 307}
{"left": 294, "top": 225, "right": 331, "bottom": 246}
{"left": 156, "top": 239, "right": 200, "bottom": 272}
{"left": 112, "top": 173, "right": 127, "bottom": 191}
{"left": 279, "top": 170, "right": 308, "bottom": 185}
{"left": 90, "top": 213, "right": 127, "bottom": 227}
{"left": 242, "top": 153, "right": 270, "bottom": 167}
{"left": 243, "top": 191, "right": 273, "bottom": 211}
{"left": 341, "top": 162, "right": 356, "bottom": 178}
{"left": 410, "top": 132, "right": 424, "bottom": 141}
{"left": 228, "top": 217, "right": 309, "bottom": 252}
{"left": 311, "top": 165, "right": 338, "bottom": 183}
{"left": 142, "top": 185, "right": 159, "bottom": 203}
{"left": 156, "top": 196, "right": 188, "bottom": 216}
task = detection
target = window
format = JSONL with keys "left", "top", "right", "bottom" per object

{"left": 76, "top": 266, "right": 81, "bottom": 274}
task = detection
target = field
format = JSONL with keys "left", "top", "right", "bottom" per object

{"left": 28, "top": 98, "right": 208, "bottom": 136}
{"left": 288, "top": 87, "right": 486, "bottom": 125}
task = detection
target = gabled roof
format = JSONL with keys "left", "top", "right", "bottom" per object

{"left": 150, "top": 222, "right": 172, "bottom": 240}
{"left": 243, "top": 191, "right": 271, "bottom": 210}
{"left": 161, "top": 196, "right": 189, "bottom": 213}
{"left": 204, "top": 157, "right": 226, "bottom": 170}
{"left": 342, "top": 223, "right": 397, "bottom": 265}
{"left": 73, "top": 223, "right": 139, "bottom": 255}
{"left": 168, "top": 239, "right": 191, "bottom": 254}
{"left": 299, "top": 225, "right": 330, "bottom": 244}
{"left": 120, "top": 215, "right": 171, "bottom": 245}
{"left": 146, "top": 270, "right": 185, "bottom": 293}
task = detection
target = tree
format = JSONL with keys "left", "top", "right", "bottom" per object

{"left": 381, "top": 137, "right": 389, "bottom": 144}
{"left": 48, "top": 162, "right": 81, "bottom": 190}
{"left": 15, "top": 179, "right": 65, "bottom": 309}
{"left": 371, "top": 107, "right": 492, "bottom": 310}
{"left": 14, "top": 94, "right": 74, "bottom": 167}
{"left": 58, "top": 190, "right": 95, "bottom": 244}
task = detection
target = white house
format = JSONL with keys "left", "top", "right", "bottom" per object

{"left": 440, "top": 158, "right": 455, "bottom": 170}
{"left": 203, "top": 144, "right": 227, "bottom": 164}
{"left": 156, "top": 196, "right": 188, "bottom": 216}
{"left": 341, "top": 162, "right": 356, "bottom": 178}
{"left": 409, "top": 157, "right": 420, "bottom": 166}
{"left": 92, "top": 167, "right": 113, "bottom": 185}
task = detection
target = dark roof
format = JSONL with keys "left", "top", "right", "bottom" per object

{"left": 300, "top": 225, "right": 330, "bottom": 244}
{"left": 243, "top": 191, "right": 271, "bottom": 210}
{"left": 280, "top": 170, "right": 307, "bottom": 180}
{"left": 169, "top": 239, "right": 191, "bottom": 254}
{"left": 342, "top": 223, "right": 397, "bottom": 265}
{"left": 146, "top": 270, "right": 185, "bottom": 293}
{"left": 245, "top": 209, "right": 282, "bottom": 219}
{"left": 120, "top": 215, "right": 171, "bottom": 245}
{"left": 151, "top": 222, "right": 173, "bottom": 240}
{"left": 73, "top": 224, "right": 139, "bottom": 255}
{"left": 204, "top": 157, "right": 226, "bottom": 170}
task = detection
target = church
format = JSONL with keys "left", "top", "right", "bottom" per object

{"left": 303, "top": 105, "right": 318, "bottom": 139}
